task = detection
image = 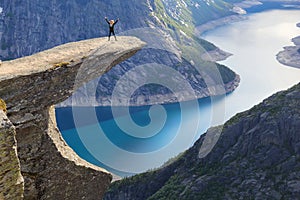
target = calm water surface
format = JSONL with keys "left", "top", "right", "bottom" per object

{"left": 203, "top": 10, "right": 300, "bottom": 120}
{"left": 57, "top": 9, "right": 300, "bottom": 176}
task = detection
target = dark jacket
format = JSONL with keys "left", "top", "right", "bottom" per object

{"left": 105, "top": 18, "right": 118, "bottom": 32}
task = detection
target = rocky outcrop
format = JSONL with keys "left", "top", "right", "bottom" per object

{"left": 0, "top": 0, "right": 235, "bottom": 60}
{"left": 276, "top": 23, "right": 300, "bottom": 68}
{"left": 200, "top": 48, "right": 233, "bottom": 62}
{"left": 1, "top": 0, "right": 241, "bottom": 106}
{"left": 0, "top": 36, "right": 145, "bottom": 199}
{"left": 104, "top": 82, "right": 300, "bottom": 200}
{"left": 0, "top": 110, "right": 24, "bottom": 200}
{"left": 0, "top": 0, "right": 150, "bottom": 60}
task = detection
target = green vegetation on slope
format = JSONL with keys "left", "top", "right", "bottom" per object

{"left": 154, "top": 0, "right": 194, "bottom": 36}
{"left": 189, "top": 0, "right": 234, "bottom": 25}
{"left": 153, "top": 0, "right": 237, "bottom": 86}
{"left": 105, "top": 83, "right": 300, "bottom": 200}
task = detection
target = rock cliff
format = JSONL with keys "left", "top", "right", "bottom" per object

{"left": 0, "top": 110, "right": 24, "bottom": 200}
{"left": 104, "top": 82, "right": 300, "bottom": 200}
{"left": 1, "top": 0, "right": 241, "bottom": 106}
{"left": 0, "top": 36, "right": 145, "bottom": 199}
{"left": 0, "top": 0, "right": 236, "bottom": 60}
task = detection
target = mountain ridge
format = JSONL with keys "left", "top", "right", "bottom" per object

{"left": 0, "top": 0, "right": 238, "bottom": 60}
{"left": 104, "top": 82, "right": 300, "bottom": 200}
{"left": 0, "top": 0, "right": 241, "bottom": 106}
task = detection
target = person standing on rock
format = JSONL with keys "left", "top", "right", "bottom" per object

{"left": 105, "top": 17, "right": 119, "bottom": 41}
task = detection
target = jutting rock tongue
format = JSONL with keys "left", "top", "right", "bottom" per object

{"left": 0, "top": 36, "right": 145, "bottom": 199}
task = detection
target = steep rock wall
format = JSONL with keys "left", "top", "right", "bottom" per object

{"left": 0, "top": 0, "right": 240, "bottom": 106}
{"left": 0, "top": 110, "right": 24, "bottom": 200}
{"left": 0, "top": 36, "right": 145, "bottom": 199}
{"left": 0, "top": 0, "right": 235, "bottom": 60}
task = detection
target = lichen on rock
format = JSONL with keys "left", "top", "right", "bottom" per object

{"left": 0, "top": 110, "right": 24, "bottom": 200}
{"left": 0, "top": 98, "right": 6, "bottom": 113}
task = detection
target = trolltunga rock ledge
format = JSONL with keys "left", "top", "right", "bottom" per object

{"left": 0, "top": 36, "right": 145, "bottom": 199}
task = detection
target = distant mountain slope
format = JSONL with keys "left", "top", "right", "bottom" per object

{"left": 0, "top": 0, "right": 237, "bottom": 60}
{"left": 1, "top": 0, "right": 240, "bottom": 105}
{"left": 104, "top": 82, "right": 300, "bottom": 200}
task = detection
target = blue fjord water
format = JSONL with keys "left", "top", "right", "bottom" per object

{"left": 56, "top": 9, "right": 300, "bottom": 177}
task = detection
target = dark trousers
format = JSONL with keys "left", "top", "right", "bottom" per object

{"left": 108, "top": 30, "right": 117, "bottom": 41}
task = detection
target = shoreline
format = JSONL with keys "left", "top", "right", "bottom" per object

{"left": 57, "top": 75, "right": 240, "bottom": 107}
{"left": 276, "top": 22, "right": 300, "bottom": 69}
{"left": 196, "top": 0, "right": 300, "bottom": 82}
{"left": 194, "top": 0, "right": 264, "bottom": 37}
{"left": 201, "top": 48, "right": 233, "bottom": 62}
{"left": 195, "top": 14, "right": 248, "bottom": 37}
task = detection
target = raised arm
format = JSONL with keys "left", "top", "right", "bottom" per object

{"left": 114, "top": 18, "right": 119, "bottom": 25}
{"left": 105, "top": 17, "right": 110, "bottom": 24}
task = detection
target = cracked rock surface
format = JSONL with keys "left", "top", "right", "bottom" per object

{"left": 0, "top": 36, "right": 145, "bottom": 199}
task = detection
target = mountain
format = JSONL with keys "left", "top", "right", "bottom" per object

{"left": 0, "top": 0, "right": 239, "bottom": 60}
{"left": 0, "top": 0, "right": 241, "bottom": 106}
{"left": 104, "top": 82, "right": 300, "bottom": 200}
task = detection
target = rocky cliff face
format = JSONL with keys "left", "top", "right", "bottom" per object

{"left": 0, "top": 0, "right": 150, "bottom": 60}
{"left": 104, "top": 82, "right": 300, "bottom": 200}
{"left": 1, "top": 0, "right": 240, "bottom": 106}
{"left": 0, "top": 36, "right": 145, "bottom": 199}
{"left": 0, "top": 0, "right": 236, "bottom": 60}
{"left": 0, "top": 110, "right": 24, "bottom": 200}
